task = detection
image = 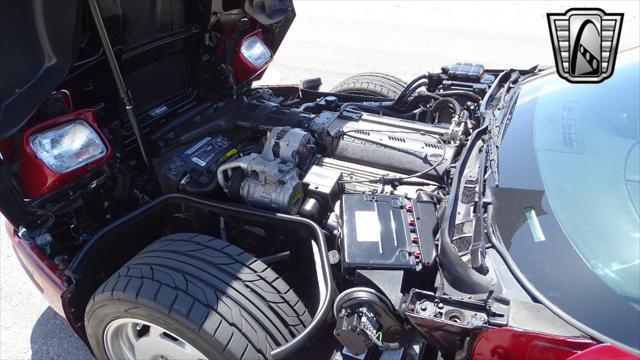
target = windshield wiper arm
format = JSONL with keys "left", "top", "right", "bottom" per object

{"left": 470, "top": 143, "right": 489, "bottom": 274}
{"left": 486, "top": 77, "right": 521, "bottom": 187}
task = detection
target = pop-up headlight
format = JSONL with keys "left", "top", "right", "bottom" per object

{"left": 232, "top": 29, "right": 273, "bottom": 83}
{"left": 240, "top": 35, "right": 272, "bottom": 68}
{"left": 29, "top": 120, "right": 106, "bottom": 173}
{"left": 18, "top": 109, "right": 111, "bottom": 198}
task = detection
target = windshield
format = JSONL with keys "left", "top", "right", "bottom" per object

{"left": 492, "top": 48, "right": 640, "bottom": 349}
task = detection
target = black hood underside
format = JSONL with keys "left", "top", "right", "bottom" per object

{"left": 0, "top": 0, "right": 294, "bottom": 140}
{"left": 0, "top": 0, "right": 80, "bottom": 139}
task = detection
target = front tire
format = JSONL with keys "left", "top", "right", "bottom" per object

{"left": 85, "top": 233, "right": 310, "bottom": 359}
{"left": 331, "top": 72, "right": 407, "bottom": 98}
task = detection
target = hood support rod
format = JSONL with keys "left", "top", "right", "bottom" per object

{"left": 88, "top": 0, "right": 150, "bottom": 168}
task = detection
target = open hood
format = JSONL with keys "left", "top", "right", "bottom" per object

{"left": 0, "top": 0, "right": 295, "bottom": 139}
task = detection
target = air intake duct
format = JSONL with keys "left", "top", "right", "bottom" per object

{"left": 233, "top": 100, "right": 314, "bottom": 131}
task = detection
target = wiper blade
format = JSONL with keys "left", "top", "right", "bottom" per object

{"left": 470, "top": 145, "right": 488, "bottom": 274}
{"left": 486, "top": 77, "right": 522, "bottom": 186}
{"left": 468, "top": 70, "right": 523, "bottom": 271}
{"left": 496, "top": 86, "right": 521, "bottom": 142}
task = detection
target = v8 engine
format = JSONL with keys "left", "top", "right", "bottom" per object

{"left": 152, "top": 94, "right": 469, "bottom": 222}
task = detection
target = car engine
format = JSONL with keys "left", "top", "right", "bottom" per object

{"left": 151, "top": 86, "right": 475, "bottom": 211}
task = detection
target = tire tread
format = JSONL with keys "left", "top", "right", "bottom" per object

{"left": 86, "top": 233, "right": 310, "bottom": 360}
{"left": 331, "top": 72, "right": 407, "bottom": 98}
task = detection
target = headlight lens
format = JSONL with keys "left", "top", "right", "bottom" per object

{"left": 29, "top": 120, "right": 107, "bottom": 173}
{"left": 240, "top": 35, "right": 272, "bottom": 67}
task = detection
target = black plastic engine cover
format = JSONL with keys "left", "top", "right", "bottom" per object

{"left": 412, "top": 191, "right": 438, "bottom": 266}
{"left": 340, "top": 193, "right": 418, "bottom": 270}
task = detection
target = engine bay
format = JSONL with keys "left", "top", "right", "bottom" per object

{"left": 3, "top": 60, "right": 522, "bottom": 359}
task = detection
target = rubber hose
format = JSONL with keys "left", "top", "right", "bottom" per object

{"left": 430, "top": 98, "right": 462, "bottom": 123}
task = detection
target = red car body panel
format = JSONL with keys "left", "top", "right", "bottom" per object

{"left": 567, "top": 344, "right": 640, "bottom": 360}
{"left": 471, "top": 327, "right": 639, "bottom": 360}
{"left": 4, "top": 221, "right": 66, "bottom": 316}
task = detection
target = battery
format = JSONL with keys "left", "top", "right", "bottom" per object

{"left": 154, "top": 131, "right": 248, "bottom": 194}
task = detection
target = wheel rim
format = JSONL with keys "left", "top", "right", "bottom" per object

{"left": 103, "top": 318, "right": 206, "bottom": 360}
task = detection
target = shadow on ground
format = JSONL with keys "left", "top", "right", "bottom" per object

{"left": 30, "top": 307, "right": 94, "bottom": 360}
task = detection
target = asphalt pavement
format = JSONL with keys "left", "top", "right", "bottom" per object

{"left": 1, "top": 1, "right": 638, "bottom": 359}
